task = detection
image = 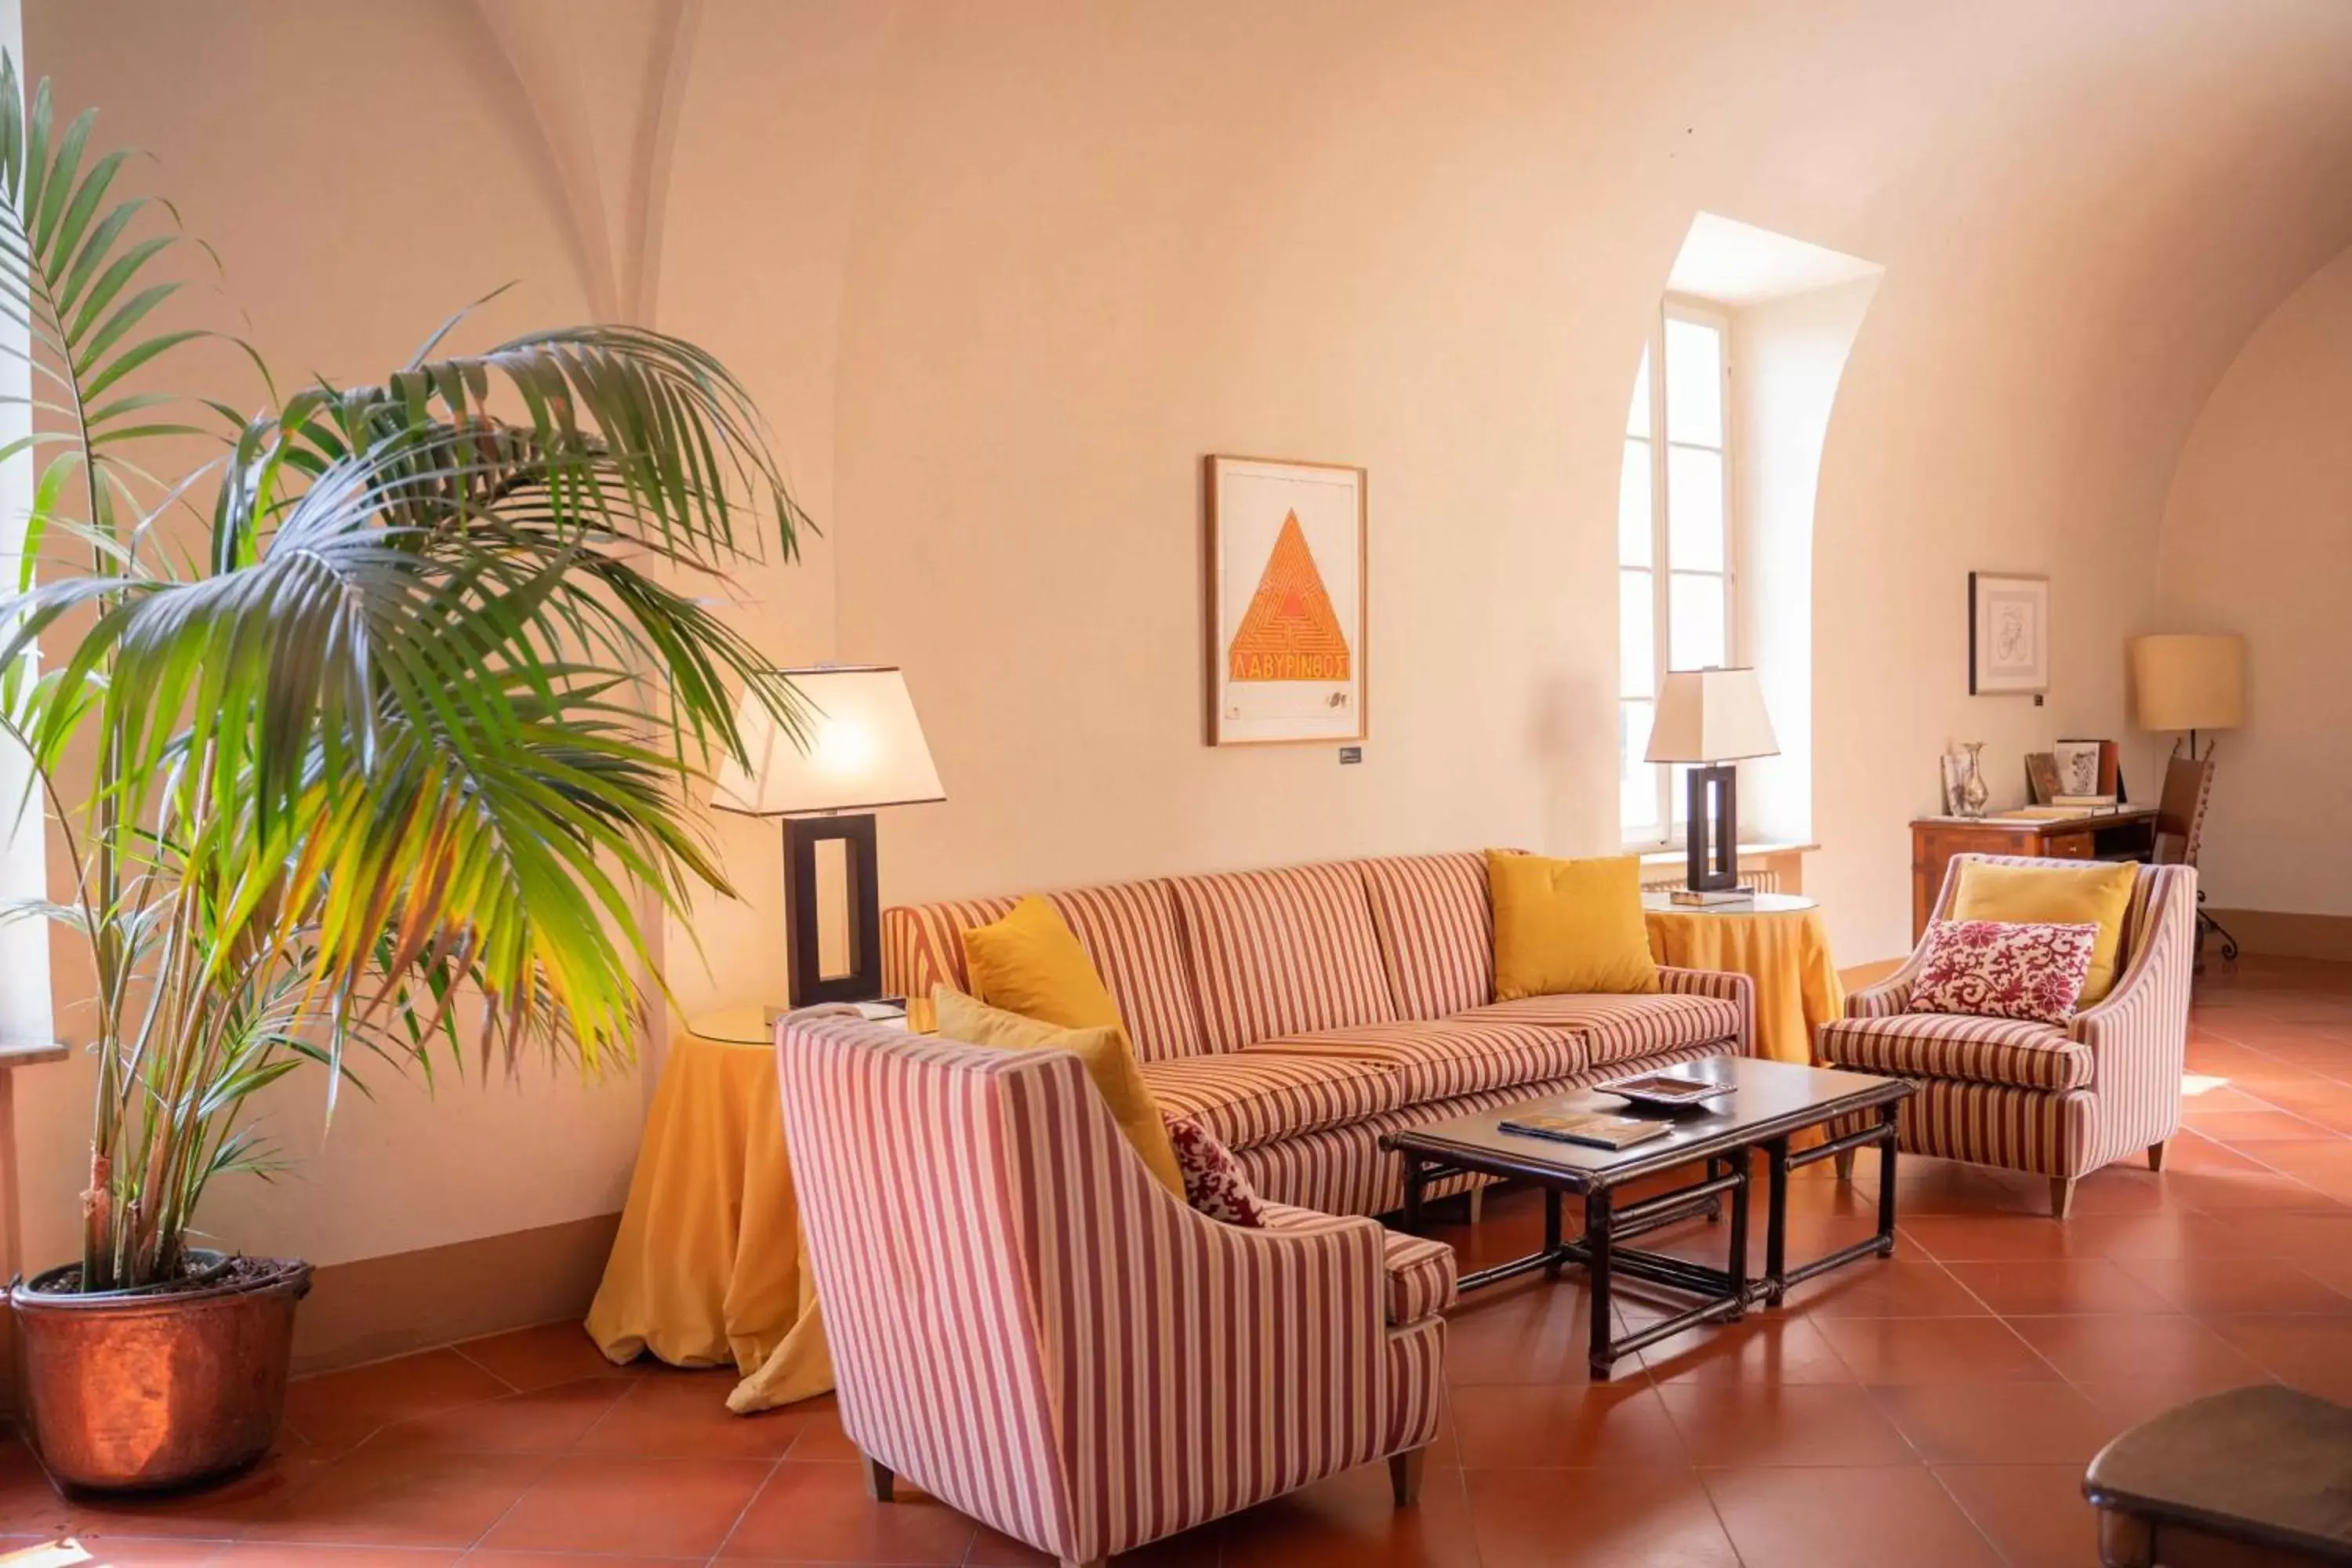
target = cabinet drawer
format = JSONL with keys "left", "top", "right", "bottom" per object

{"left": 2044, "top": 833, "right": 2095, "bottom": 860}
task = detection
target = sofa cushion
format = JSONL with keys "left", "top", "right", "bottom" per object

{"left": 1139, "top": 1051, "right": 1406, "bottom": 1150}
{"left": 1242, "top": 1018, "right": 1591, "bottom": 1104}
{"left": 1170, "top": 862, "right": 1397, "bottom": 1052}
{"left": 1358, "top": 851, "right": 1495, "bottom": 1020}
{"left": 1458, "top": 992, "right": 1741, "bottom": 1066}
{"left": 1820, "top": 1011, "right": 2092, "bottom": 1092}
{"left": 1258, "top": 1202, "right": 1457, "bottom": 1326}
{"left": 884, "top": 880, "right": 1208, "bottom": 1060}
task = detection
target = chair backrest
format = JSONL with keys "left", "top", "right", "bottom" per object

{"left": 1924, "top": 852, "right": 2194, "bottom": 978}
{"left": 2153, "top": 755, "right": 2215, "bottom": 867}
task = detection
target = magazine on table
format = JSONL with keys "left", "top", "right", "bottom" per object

{"left": 1497, "top": 1109, "right": 1671, "bottom": 1150}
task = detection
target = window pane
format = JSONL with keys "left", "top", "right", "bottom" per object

{"left": 1668, "top": 445, "right": 1724, "bottom": 572}
{"left": 1618, "top": 439, "right": 1652, "bottom": 566}
{"left": 1620, "top": 700, "right": 1658, "bottom": 835}
{"left": 1669, "top": 572, "right": 1726, "bottom": 669}
{"left": 1664, "top": 317, "right": 1722, "bottom": 447}
{"left": 1626, "top": 347, "right": 1650, "bottom": 439}
{"left": 1667, "top": 762, "right": 1696, "bottom": 829}
{"left": 1618, "top": 568, "right": 1653, "bottom": 698}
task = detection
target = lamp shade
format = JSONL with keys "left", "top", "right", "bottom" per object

{"left": 712, "top": 665, "right": 945, "bottom": 816}
{"left": 1644, "top": 666, "right": 1780, "bottom": 764}
{"left": 2130, "top": 634, "right": 2245, "bottom": 733}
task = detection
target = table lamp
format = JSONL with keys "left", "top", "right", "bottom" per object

{"left": 712, "top": 666, "right": 945, "bottom": 1006}
{"left": 2129, "top": 633, "right": 2245, "bottom": 761}
{"left": 1645, "top": 666, "right": 1780, "bottom": 904}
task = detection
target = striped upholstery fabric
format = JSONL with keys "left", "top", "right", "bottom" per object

{"left": 880, "top": 880, "right": 1210, "bottom": 1061}
{"left": 1242, "top": 1017, "right": 1592, "bottom": 1102}
{"left": 1827, "top": 855, "right": 2195, "bottom": 1184}
{"left": 777, "top": 1013, "right": 1446, "bottom": 1566}
{"left": 1819, "top": 1012, "right": 2091, "bottom": 1091}
{"left": 1171, "top": 863, "right": 1399, "bottom": 1051}
{"left": 1259, "top": 1202, "right": 1458, "bottom": 1326}
{"left": 1358, "top": 851, "right": 1495, "bottom": 1019}
{"left": 1459, "top": 989, "right": 1744, "bottom": 1065}
{"left": 1140, "top": 1051, "right": 1406, "bottom": 1149}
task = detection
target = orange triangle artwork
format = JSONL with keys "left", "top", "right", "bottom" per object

{"left": 1228, "top": 510, "right": 1352, "bottom": 682}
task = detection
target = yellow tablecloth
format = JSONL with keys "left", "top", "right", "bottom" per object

{"left": 585, "top": 1020, "right": 833, "bottom": 1414}
{"left": 1644, "top": 903, "right": 1845, "bottom": 1066}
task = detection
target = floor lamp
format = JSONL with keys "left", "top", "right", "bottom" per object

{"left": 2130, "top": 633, "right": 2245, "bottom": 962}
{"left": 712, "top": 666, "right": 945, "bottom": 1007}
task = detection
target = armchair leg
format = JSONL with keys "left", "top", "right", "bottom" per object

{"left": 1832, "top": 1149, "right": 1856, "bottom": 1184}
{"left": 862, "top": 1454, "right": 894, "bottom": 1502}
{"left": 2049, "top": 1178, "right": 2077, "bottom": 1219}
{"left": 1389, "top": 1446, "right": 1427, "bottom": 1506}
{"left": 2147, "top": 1141, "right": 2167, "bottom": 1173}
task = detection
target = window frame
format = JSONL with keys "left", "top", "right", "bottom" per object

{"left": 1620, "top": 295, "right": 1739, "bottom": 849}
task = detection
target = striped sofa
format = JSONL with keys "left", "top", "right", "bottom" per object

{"left": 777, "top": 1012, "right": 1453, "bottom": 1568}
{"left": 1818, "top": 855, "right": 2197, "bottom": 1218}
{"left": 884, "top": 851, "right": 1756, "bottom": 1219}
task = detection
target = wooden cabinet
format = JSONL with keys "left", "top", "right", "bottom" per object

{"left": 1911, "top": 811, "right": 2157, "bottom": 939}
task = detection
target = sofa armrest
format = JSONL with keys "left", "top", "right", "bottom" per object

{"left": 1659, "top": 966, "right": 1755, "bottom": 1056}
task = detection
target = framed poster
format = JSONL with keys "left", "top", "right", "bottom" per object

{"left": 1968, "top": 571, "right": 2049, "bottom": 695}
{"left": 1204, "top": 455, "right": 1367, "bottom": 746}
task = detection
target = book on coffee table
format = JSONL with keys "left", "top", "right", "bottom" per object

{"left": 1497, "top": 1109, "right": 1671, "bottom": 1150}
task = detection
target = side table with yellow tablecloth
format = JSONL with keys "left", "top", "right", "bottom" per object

{"left": 1642, "top": 891, "right": 1845, "bottom": 1067}
{"left": 586, "top": 1008, "right": 834, "bottom": 1414}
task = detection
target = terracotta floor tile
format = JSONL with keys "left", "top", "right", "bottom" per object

{"left": 4, "top": 1541, "right": 227, "bottom": 1566}
{"left": 2178, "top": 1109, "right": 2336, "bottom": 1143}
{"left": 2166, "top": 1167, "right": 2342, "bottom": 1213}
{"left": 1779, "top": 1258, "right": 1989, "bottom": 1317}
{"left": 461, "top": 1553, "right": 706, "bottom": 1568}
{"left": 1933, "top": 1462, "right": 2103, "bottom": 1568}
{"left": 2007, "top": 1312, "right": 2274, "bottom": 1385}
{"left": 368, "top": 1379, "right": 633, "bottom": 1454}
{"left": 1443, "top": 1279, "right": 1615, "bottom": 1385}
{"left": 1653, "top": 1384, "right": 1912, "bottom": 1468}
{"left": 1218, "top": 1460, "right": 1481, "bottom": 1568}
{"left": 243, "top": 1447, "right": 550, "bottom": 1548}
{"left": 575, "top": 1373, "right": 808, "bottom": 1459}
{"left": 777, "top": 1400, "right": 862, "bottom": 1463}
{"left": 56, "top": 1449, "right": 343, "bottom": 1543}
{"left": 1446, "top": 1382, "right": 1690, "bottom": 1467}
{"left": 1635, "top": 1316, "right": 1855, "bottom": 1385}
{"left": 2114, "top": 1253, "right": 2352, "bottom": 1314}
{"left": 2226, "top": 1209, "right": 2352, "bottom": 1259}
{"left": 210, "top": 1547, "right": 468, "bottom": 1565}
{"left": 281, "top": 1349, "right": 516, "bottom": 1449}
{"left": 2200, "top": 1313, "right": 2352, "bottom": 1402}
{"left": 1700, "top": 1466, "right": 2002, "bottom": 1568}
{"left": 715, "top": 1459, "right": 973, "bottom": 1563}
{"left": 1464, "top": 1466, "right": 1738, "bottom": 1567}
{"left": 1810, "top": 1316, "right": 2056, "bottom": 1384}
{"left": 483, "top": 1454, "right": 771, "bottom": 1558}
{"left": 452, "top": 1323, "right": 643, "bottom": 1394}
{"left": 2071, "top": 1372, "right": 2276, "bottom": 1432}
{"left": 1940, "top": 1257, "right": 2174, "bottom": 1316}
{"left": 964, "top": 1518, "right": 1222, "bottom": 1566}
{"left": 1867, "top": 1380, "right": 2116, "bottom": 1465}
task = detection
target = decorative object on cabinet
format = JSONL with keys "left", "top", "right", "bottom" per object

{"left": 1645, "top": 666, "right": 1780, "bottom": 902}
{"left": 713, "top": 666, "right": 946, "bottom": 1005}
{"left": 1204, "top": 455, "right": 1367, "bottom": 746}
{"left": 1955, "top": 742, "right": 1991, "bottom": 818}
{"left": 1967, "top": 571, "right": 2049, "bottom": 695}
{"left": 2024, "top": 751, "right": 2062, "bottom": 806}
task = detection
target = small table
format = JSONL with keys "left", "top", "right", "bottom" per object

{"left": 2084, "top": 1385, "right": 2352, "bottom": 1566}
{"left": 1642, "top": 892, "right": 1843, "bottom": 1069}
{"left": 1381, "top": 1056, "right": 1913, "bottom": 1378}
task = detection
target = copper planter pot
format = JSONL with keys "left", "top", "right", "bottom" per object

{"left": 9, "top": 1251, "right": 312, "bottom": 1492}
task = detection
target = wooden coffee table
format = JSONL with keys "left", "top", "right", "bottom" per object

{"left": 1381, "top": 1056, "right": 1913, "bottom": 1378}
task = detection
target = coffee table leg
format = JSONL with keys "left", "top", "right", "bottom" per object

{"left": 1875, "top": 1103, "right": 1900, "bottom": 1257}
{"left": 1584, "top": 1188, "right": 1614, "bottom": 1380}
{"left": 1726, "top": 1157, "right": 1750, "bottom": 1320}
{"left": 1763, "top": 1136, "right": 1790, "bottom": 1308}
{"left": 1542, "top": 1187, "right": 1563, "bottom": 1280}
{"left": 1401, "top": 1153, "right": 1425, "bottom": 1235}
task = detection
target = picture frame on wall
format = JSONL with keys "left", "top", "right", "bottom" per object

{"left": 1968, "top": 571, "right": 2049, "bottom": 695}
{"left": 1203, "top": 455, "right": 1367, "bottom": 746}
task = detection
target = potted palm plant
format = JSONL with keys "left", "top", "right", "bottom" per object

{"left": 0, "top": 60, "right": 805, "bottom": 1490}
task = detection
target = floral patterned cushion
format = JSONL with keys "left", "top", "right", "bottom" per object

{"left": 1907, "top": 919, "right": 2099, "bottom": 1024}
{"left": 1161, "top": 1111, "right": 1267, "bottom": 1228}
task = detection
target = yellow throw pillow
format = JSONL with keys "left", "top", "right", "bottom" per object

{"left": 1486, "top": 849, "right": 1661, "bottom": 1000}
{"left": 933, "top": 987, "right": 1184, "bottom": 1196}
{"left": 1948, "top": 859, "right": 2140, "bottom": 1004}
{"left": 962, "top": 895, "right": 1125, "bottom": 1035}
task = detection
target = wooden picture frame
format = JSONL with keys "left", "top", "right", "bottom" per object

{"left": 1203, "top": 455, "right": 1367, "bottom": 747}
{"left": 1968, "top": 571, "right": 2049, "bottom": 695}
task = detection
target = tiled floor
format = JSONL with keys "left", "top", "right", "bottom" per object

{"left": 9, "top": 956, "right": 2352, "bottom": 1566}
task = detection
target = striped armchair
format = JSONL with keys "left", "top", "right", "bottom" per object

{"left": 1818, "top": 855, "right": 2197, "bottom": 1217}
{"left": 776, "top": 1011, "right": 1450, "bottom": 1568}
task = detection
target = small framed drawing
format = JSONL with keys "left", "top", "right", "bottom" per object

{"left": 1204, "top": 455, "right": 1367, "bottom": 746}
{"left": 1968, "top": 572, "right": 2049, "bottom": 695}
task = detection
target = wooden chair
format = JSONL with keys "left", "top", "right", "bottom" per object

{"left": 2153, "top": 755, "right": 2238, "bottom": 966}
